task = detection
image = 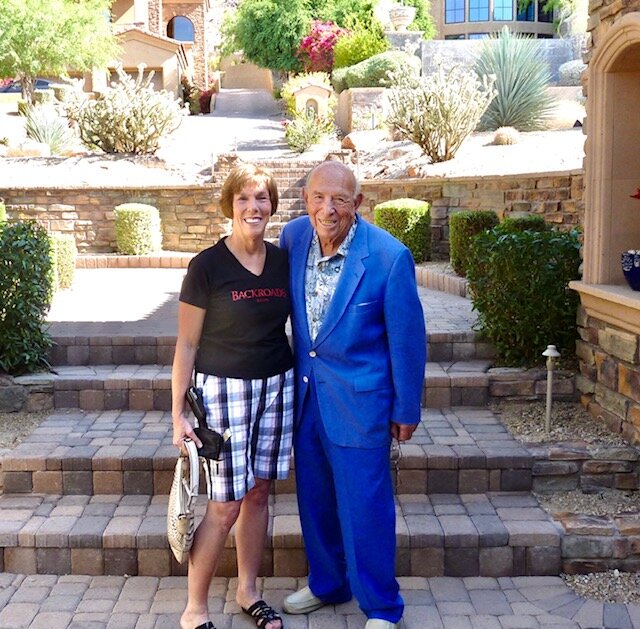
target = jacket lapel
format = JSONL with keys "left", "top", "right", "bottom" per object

{"left": 290, "top": 221, "right": 314, "bottom": 343}
{"left": 313, "top": 218, "right": 369, "bottom": 346}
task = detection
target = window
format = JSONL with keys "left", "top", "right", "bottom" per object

{"left": 537, "top": 0, "right": 553, "bottom": 22}
{"left": 445, "top": 0, "right": 465, "bottom": 24}
{"left": 537, "top": 33, "right": 554, "bottom": 38}
{"left": 167, "top": 16, "right": 194, "bottom": 41}
{"left": 469, "top": 0, "right": 489, "bottom": 21}
{"left": 445, "top": 34, "right": 466, "bottom": 39}
{"left": 468, "top": 32, "right": 489, "bottom": 38}
{"left": 494, "top": 0, "right": 513, "bottom": 21}
{"left": 517, "top": 0, "right": 534, "bottom": 21}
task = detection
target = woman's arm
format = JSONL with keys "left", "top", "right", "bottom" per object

{"left": 171, "top": 301, "right": 206, "bottom": 448}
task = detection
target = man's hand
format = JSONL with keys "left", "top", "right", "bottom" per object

{"left": 390, "top": 422, "right": 417, "bottom": 442}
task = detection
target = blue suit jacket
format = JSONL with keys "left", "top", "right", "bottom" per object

{"left": 280, "top": 216, "right": 427, "bottom": 448}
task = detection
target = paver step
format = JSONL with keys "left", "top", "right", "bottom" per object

{"left": 1, "top": 408, "right": 532, "bottom": 497}
{"left": 0, "top": 492, "right": 562, "bottom": 578}
{"left": 47, "top": 332, "right": 495, "bottom": 366}
{"left": 16, "top": 362, "right": 501, "bottom": 412}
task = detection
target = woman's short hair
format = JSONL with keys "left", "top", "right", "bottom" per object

{"left": 220, "top": 163, "right": 279, "bottom": 219}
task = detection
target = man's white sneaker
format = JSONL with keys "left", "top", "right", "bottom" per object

{"left": 283, "top": 586, "right": 325, "bottom": 614}
{"left": 365, "top": 620, "right": 398, "bottom": 629}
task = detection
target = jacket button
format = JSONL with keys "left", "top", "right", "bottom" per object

{"left": 309, "top": 350, "right": 317, "bottom": 358}
{"left": 302, "top": 376, "right": 309, "bottom": 383}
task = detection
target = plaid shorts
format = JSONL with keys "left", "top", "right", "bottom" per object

{"left": 196, "top": 369, "right": 294, "bottom": 502}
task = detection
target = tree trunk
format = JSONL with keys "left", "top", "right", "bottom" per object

{"left": 20, "top": 74, "right": 35, "bottom": 105}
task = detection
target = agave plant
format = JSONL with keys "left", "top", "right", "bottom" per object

{"left": 474, "top": 27, "right": 556, "bottom": 131}
{"left": 24, "top": 104, "right": 76, "bottom": 155}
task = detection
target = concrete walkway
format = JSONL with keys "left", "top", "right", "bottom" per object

{"left": 155, "top": 88, "right": 292, "bottom": 174}
{"left": 45, "top": 268, "right": 475, "bottom": 337}
{"left": 0, "top": 573, "right": 637, "bottom": 628}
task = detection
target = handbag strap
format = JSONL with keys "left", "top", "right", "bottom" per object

{"left": 183, "top": 438, "right": 200, "bottom": 499}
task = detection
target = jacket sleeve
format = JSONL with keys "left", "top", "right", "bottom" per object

{"left": 384, "top": 247, "right": 427, "bottom": 424}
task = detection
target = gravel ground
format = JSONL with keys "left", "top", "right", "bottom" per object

{"left": 495, "top": 400, "right": 640, "bottom": 604}
{"left": 563, "top": 571, "right": 640, "bottom": 605}
{"left": 491, "top": 399, "right": 629, "bottom": 447}
{"left": 0, "top": 411, "right": 48, "bottom": 448}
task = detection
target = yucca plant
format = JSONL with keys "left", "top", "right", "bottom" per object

{"left": 474, "top": 27, "right": 556, "bottom": 131}
{"left": 24, "top": 105, "right": 75, "bottom": 155}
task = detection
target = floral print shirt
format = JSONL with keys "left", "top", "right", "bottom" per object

{"left": 305, "top": 218, "right": 358, "bottom": 342}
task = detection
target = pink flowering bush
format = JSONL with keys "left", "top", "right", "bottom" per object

{"left": 297, "top": 20, "right": 348, "bottom": 73}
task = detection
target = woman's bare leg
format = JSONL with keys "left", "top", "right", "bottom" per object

{"left": 234, "top": 478, "right": 281, "bottom": 629}
{"left": 180, "top": 499, "right": 241, "bottom": 629}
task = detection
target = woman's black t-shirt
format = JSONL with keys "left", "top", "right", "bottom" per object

{"left": 179, "top": 239, "right": 293, "bottom": 379}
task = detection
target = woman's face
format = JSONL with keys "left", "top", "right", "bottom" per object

{"left": 231, "top": 181, "right": 272, "bottom": 240}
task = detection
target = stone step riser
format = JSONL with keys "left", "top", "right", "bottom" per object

{"left": 47, "top": 336, "right": 496, "bottom": 367}
{"left": 1, "top": 464, "right": 533, "bottom": 497}
{"left": 0, "top": 493, "right": 562, "bottom": 578}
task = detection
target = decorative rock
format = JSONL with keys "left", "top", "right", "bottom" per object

{"left": 0, "top": 385, "right": 27, "bottom": 412}
{"left": 340, "top": 130, "right": 388, "bottom": 152}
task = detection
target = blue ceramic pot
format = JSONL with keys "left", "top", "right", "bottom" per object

{"left": 621, "top": 250, "right": 640, "bottom": 291}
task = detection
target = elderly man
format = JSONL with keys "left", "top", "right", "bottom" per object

{"left": 279, "top": 161, "right": 426, "bottom": 629}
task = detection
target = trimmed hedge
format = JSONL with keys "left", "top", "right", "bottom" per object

{"left": 114, "top": 203, "right": 162, "bottom": 255}
{"left": 50, "top": 233, "right": 77, "bottom": 290}
{"left": 499, "top": 214, "right": 547, "bottom": 233}
{"left": 374, "top": 198, "right": 431, "bottom": 262}
{"left": 449, "top": 210, "right": 499, "bottom": 277}
{"left": 467, "top": 227, "right": 581, "bottom": 367}
{"left": 0, "top": 220, "right": 54, "bottom": 375}
{"left": 331, "top": 50, "right": 421, "bottom": 92}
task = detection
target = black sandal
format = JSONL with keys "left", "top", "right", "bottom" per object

{"left": 194, "top": 623, "right": 215, "bottom": 629}
{"left": 242, "top": 599, "right": 283, "bottom": 629}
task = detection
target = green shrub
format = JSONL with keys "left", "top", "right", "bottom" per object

{"left": 33, "top": 89, "right": 55, "bottom": 105}
{"left": 449, "top": 210, "right": 499, "bottom": 277}
{"left": 498, "top": 214, "right": 548, "bottom": 233}
{"left": 50, "top": 233, "right": 77, "bottom": 290}
{"left": 17, "top": 99, "right": 29, "bottom": 116}
{"left": 474, "top": 27, "right": 555, "bottom": 131}
{"left": 466, "top": 228, "right": 581, "bottom": 367}
{"left": 374, "top": 198, "right": 431, "bottom": 262}
{"left": 284, "top": 110, "right": 334, "bottom": 153}
{"left": 24, "top": 105, "right": 75, "bottom": 155}
{"left": 281, "top": 72, "right": 333, "bottom": 116}
{"left": 332, "top": 50, "right": 421, "bottom": 92}
{"left": 402, "top": 0, "right": 436, "bottom": 38}
{"left": 74, "top": 66, "right": 183, "bottom": 154}
{"left": 332, "top": 22, "right": 388, "bottom": 69}
{"left": 387, "top": 61, "right": 495, "bottom": 163}
{"left": 0, "top": 220, "right": 54, "bottom": 375}
{"left": 114, "top": 203, "right": 162, "bottom": 255}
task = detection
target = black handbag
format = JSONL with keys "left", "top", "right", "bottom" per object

{"left": 186, "top": 384, "right": 226, "bottom": 461}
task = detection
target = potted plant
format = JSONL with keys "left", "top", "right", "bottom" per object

{"left": 621, "top": 188, "right": 640, "bottom": 290}
{"left": 389, "top": 1, "right": 417, "bottom": 31}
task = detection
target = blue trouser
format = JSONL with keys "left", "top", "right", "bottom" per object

{"left": 294, "top": 382, "right": 403, "bottom": 623}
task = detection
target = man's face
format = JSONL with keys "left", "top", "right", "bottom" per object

{"left": 304, "top": 164, "right": 362, "bottom": 252}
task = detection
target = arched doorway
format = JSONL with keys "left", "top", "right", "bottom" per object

{"left": 583, "top": 13, "right": 640, "bottom": 285}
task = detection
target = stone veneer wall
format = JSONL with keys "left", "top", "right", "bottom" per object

{"left": 360, "top": 170, "right": 584, "bottom": 258}
{"left": 0, "top": 169, "right": 583, "bottom": 256}
{"left": 0, "top": 185, "right": 226, "bottom": 253}
{"left": 575, "top": 307, "right": 640, "bottom": 444}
